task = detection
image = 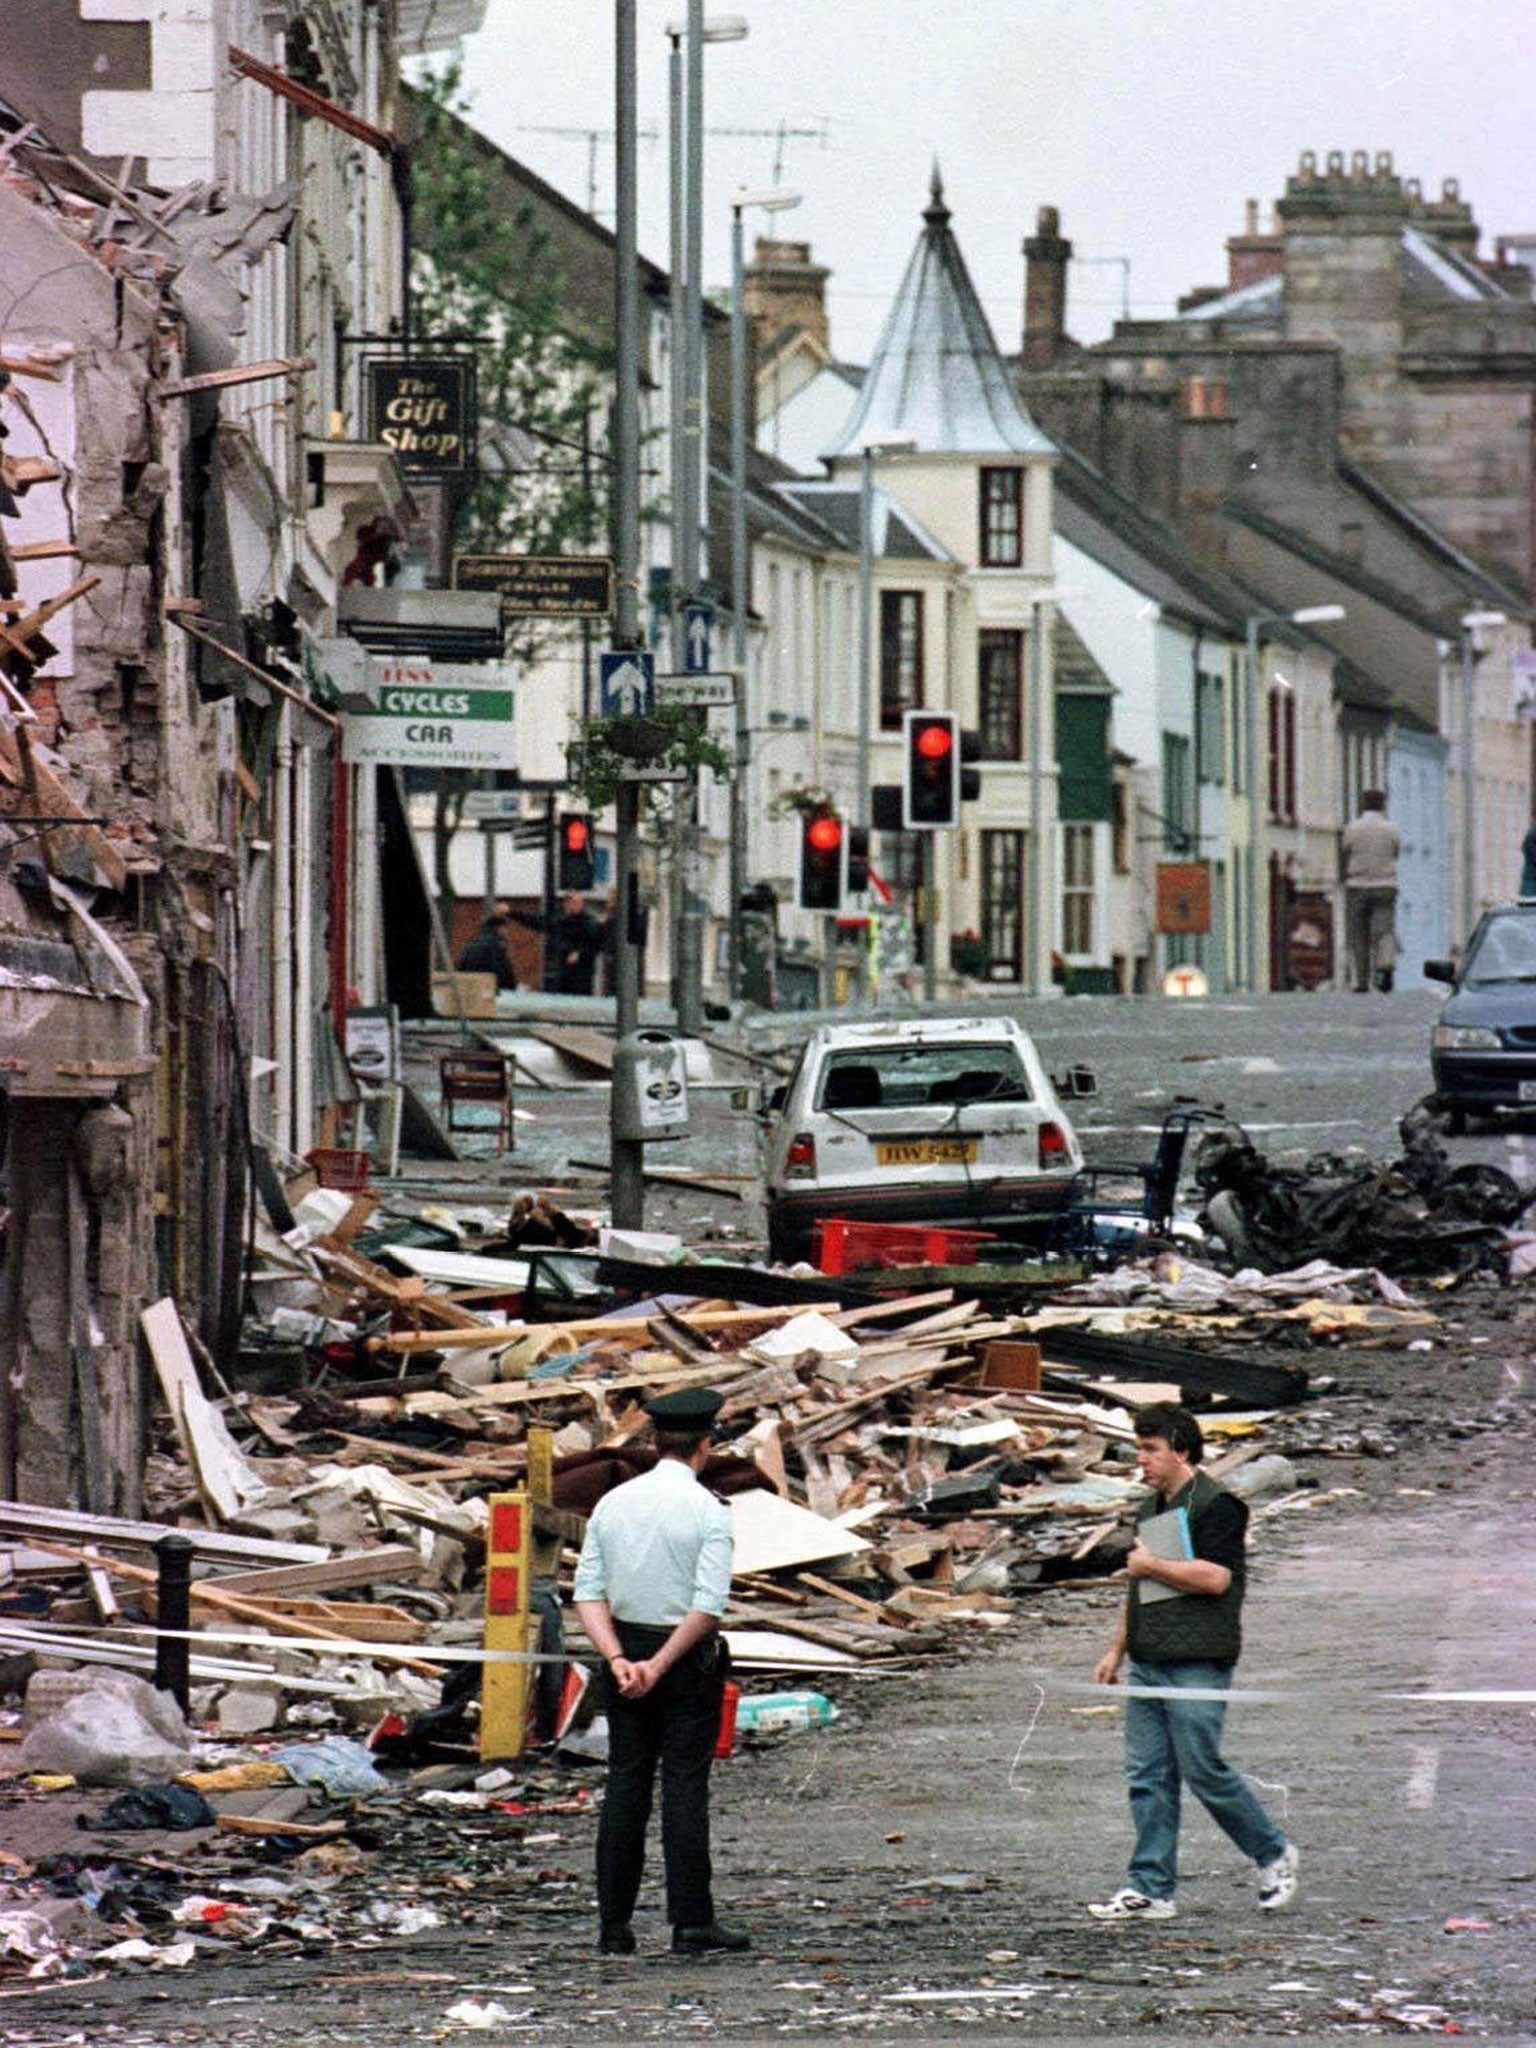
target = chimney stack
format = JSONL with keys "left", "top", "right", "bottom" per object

{"left": 1022, "top": 204, "right": 1072, "bottom": 367}
{"left": 1226, "top": 199, "right": 1284, "bottom": 291}
{"left": 743, "top": 238, "right": 831, "bottom": 354}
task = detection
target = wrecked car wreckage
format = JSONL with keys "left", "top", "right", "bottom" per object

{"left": 1193, "top": 1102, "right": 1536, "bottom": 1277}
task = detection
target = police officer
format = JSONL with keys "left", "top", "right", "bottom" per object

{"left": 573, "top": 1387, "right": 749, "bottom": 1956}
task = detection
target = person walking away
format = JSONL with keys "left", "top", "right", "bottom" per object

{"left": 454, "top": 911, "right": 518, "bottom": 990}
{"left": 1520, "top": 812, "right": 1536, "bottom": 899}
{"left": 1088, "top": 1402, "right": 1298, "bottom": 1922}
{"left": 1341, "top": 789, "right": 1400, "bottom": 992}
{"left": 573, "top": 1388, "right": 749, "bottom": 1957}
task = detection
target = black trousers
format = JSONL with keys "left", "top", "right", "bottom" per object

{"left": 595, "top": 1622, "right": 725, "bottom": 1928}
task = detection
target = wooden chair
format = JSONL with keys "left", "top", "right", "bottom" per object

{"left": 439, "top": 1050, "right": 515, "bottom": 1152}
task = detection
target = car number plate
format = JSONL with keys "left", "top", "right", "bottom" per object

{"left": 875, "top": 1138, "right": 979, "bottom": 1166}
{"left": 1519, "top": 1081, "right": 1536, "bottom": 1103}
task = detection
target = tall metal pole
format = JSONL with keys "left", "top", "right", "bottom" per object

{"left": 921, "top": 832, "right": 937, "bottom": 1001}
{"left": 666, "top": 32, "right": 687, "bottom": 1025}
{"left": 728, "top": 200, "right": 749, "bottom": 1000}
{"left": 1245, "top": 614, "right": 1262, "bottom": 993}
{"left": 1027, "top": 597, "right": 1044, "bottom": 997}
{"left": 610, "top": 0, "right": 644, "bottom": 1228}
{"left": 855, "top": 447, "right": 875, "bottom": 1005}
{"left": 856, "top": 446, "right": 874, "bottom": 831}
{"left": 670, "top": 0, "right": 707, "bottom": 1036}
{"left": 1461, "top": 630, "right": 1476, "bottom": 944}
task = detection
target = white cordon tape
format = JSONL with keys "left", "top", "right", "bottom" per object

{"left": 1062, "top": 1679, "right": 1536, "bottom": 1705}
{"left": 99, "top": 1623, "right": 568, "bottom": 1664}
{"left": 92, "top": 1628, "right": 1536, "bottom": 1702}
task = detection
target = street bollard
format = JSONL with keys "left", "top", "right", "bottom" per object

{"left": 154, "top": 1533, "right": 194, "bottom": 1715}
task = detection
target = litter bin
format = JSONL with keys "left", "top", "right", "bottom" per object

{"left": 612, "top": 1029, "right": 690, "bottom": 1142}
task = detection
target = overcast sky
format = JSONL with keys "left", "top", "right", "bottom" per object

{"left": 452, "top": 0, "right": 1536, "bottom": 363}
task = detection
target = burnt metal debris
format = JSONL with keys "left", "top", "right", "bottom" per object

{"left": 1194, "top": 1103, "right": 1536, "bottom": 1278}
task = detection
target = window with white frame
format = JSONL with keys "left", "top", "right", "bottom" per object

{"left": 1061, "top": 823, "right": 1096, "bottom": 957}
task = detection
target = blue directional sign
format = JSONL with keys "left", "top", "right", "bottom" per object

{"left": 682, "top": 601, "right": 714, "bottom": 675}
{"left": 599, "top": 648, "right": 655, "bottom": 718}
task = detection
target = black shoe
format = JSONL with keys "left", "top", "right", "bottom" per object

{"left": 671, "top": 1920, "right": 751, "bottom": 1954}
{"left": 599, "top": 1923, "right": 636, "bottom": 1955}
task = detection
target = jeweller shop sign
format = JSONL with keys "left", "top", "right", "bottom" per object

{"left": 341, "top": 658, "right": 515, "bottom": 770}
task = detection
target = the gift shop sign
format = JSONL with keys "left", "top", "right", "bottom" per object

{"left": 364, "top": 357, "right": 476, "bottom": 476}
{"left": 341, "top": 658, "right": 514, "bottom": 770}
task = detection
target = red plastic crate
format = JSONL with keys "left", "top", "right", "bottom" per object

{"left": 304, "top": 1147, "right": 372, "bottom": 1193}
{"left": 814, "top": 1217, "right": 997, "bottom": 1275}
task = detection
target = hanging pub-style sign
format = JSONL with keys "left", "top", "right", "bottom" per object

{"left": 364, "top": 355, "right": 477, "bottom": 476}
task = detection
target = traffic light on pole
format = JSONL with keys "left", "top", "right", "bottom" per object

{"left": 797, "top": 808, "right": 847, "bottom": 911}
{"left": 557, "top": 812, "right": 596, "bottom": 891}
{"left": 847, "top": 826, "right": 870, "bottom": 896}
{"left": 902, "top": 709, "right": 959, "bottom": 828}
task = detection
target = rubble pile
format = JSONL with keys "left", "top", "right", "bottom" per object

{"left": 5, "top": 1120, "right": 1485, "bottom": 1988}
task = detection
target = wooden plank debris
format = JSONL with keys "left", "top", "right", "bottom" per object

{"left": 142, "top": 1297, "right": 271, "bottom": 1524}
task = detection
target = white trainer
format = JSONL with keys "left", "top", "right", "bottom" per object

{"left": 1257, "top": 1842, "right": 1300, "bottom": 1910}
{"left": 1087, "top": 1887, "right": 1177, "bottom": 1922}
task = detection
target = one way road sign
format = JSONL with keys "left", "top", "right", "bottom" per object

{"left": 682, "top": 601, "right": 714, "bottom": 674}
{"left": 599, "top": 649, "right": 655, "bottom": 718}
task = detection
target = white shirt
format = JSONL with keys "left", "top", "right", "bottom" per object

{"left": 1342, "top": 811, "right": 1400, "bottom": 889}
{"left": 573, "top": 1458, "right": 734, "bottom": 1624}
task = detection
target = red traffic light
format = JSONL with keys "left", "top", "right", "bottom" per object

{"left": 915, "top": 722, "right": 954, "bottom": 760}
{"left": 562, "top": 818, "right": 590, "bottom": 851}
{"left": 806, "top": 814, "right": 843, "bottom": 853}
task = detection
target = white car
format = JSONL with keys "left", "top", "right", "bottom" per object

{"left": 762, "top": 1016, "right": 1086, "bottom": 1264}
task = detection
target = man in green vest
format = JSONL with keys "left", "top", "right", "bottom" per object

{"left": 1087, "top": 1402, "right": 1298, "bottom": 1922}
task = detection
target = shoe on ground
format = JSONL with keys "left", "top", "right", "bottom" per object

{"left": 1086, "top": 1887, "right": 1176, "bottom": 1922}
{"left": 599, "top": 1923, "right": 636, "bottom": 1954}
{"left": 1257, "top": 1842, "right": 1299, "bottom": 1911}
{"left": 671, "top": 1920, "right": 751, "bottom": 1954}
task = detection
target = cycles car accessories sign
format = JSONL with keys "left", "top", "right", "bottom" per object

{"left": 341, "top": 657, "right": 514, "bottom": 769}
{"left": 364, "top": 357, "right": 476, "bottom": 476}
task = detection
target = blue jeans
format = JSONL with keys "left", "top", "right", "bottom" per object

{"left": 1124, "top": 1659, "right": 1286, "bottom": 1901}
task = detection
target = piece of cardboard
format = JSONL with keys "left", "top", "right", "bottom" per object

{"left": 729, "top": 1488, "right": 870, "bottom": 1577}
{"left": 431, "top": 971, "right": 498, "bottom": 1019}
{"left": 978, "top": 1341, "right": 1042, "bottom": 1391}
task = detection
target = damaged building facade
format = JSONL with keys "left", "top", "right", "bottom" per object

{"left": 0, "top": 1, "right": 468, "bottom": 1508}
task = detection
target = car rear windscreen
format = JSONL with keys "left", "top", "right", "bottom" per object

{"left": 816, "top": 1043, "right": 1032, "bottom": 1111}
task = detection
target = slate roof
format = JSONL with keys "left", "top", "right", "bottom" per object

{"left": 821, "top": 168, "right": 1055, "bottom": 461}
{"left": 1051, "top": 447, "right": 1249, "bottom": 634}
{"left": 1177, "top": 225, "right": 1518, "bottom": 326}
{"left": 773, "top": 479, "right": 951, "bottom": 561}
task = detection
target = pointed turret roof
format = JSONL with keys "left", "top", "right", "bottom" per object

{"left": 822, "top": 168, "right": 1055, "bottom": 461}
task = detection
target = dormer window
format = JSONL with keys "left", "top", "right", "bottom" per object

{"left": 979, "top": 468, "right": 1024, "bottom": 567}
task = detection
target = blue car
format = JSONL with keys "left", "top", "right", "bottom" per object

{"left": 1427, "top": 903, "right": 1536, "bottom": 1131}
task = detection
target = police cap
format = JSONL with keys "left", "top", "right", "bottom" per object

{"left": 643, "top": 1387, "right": 725, "bottom": 1428}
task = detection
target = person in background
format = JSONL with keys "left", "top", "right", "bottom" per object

{"left": 1520, "top": 811, "right": 1536, "bottom": 899}
{"left": 454, "top": 911, "right": 517, "bottom": 990}
{"left": 509, "top": 893, "right": 605, "bottom": 995}
{"left": 1340, "top": 789, "right": 1400, "bottom": 992}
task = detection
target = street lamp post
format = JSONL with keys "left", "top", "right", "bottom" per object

{"left": 667, "top": 12, "right": 747, "bottom": 1035}
{"left": 856, "top": 433, "right": 915, "bottom": 997}
{"left": 729, "top": 187, "right": 799, "bottom": 1000}
{"left": 610, "top": 0, "right": 644, "bottom": 1226}
{"left": 1460, "top": 610, "right": 1508, "bottom": 942}
{"left": 1243, "top": 602, "right": 1345, "bottom": 993}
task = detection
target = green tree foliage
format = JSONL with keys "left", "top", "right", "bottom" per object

{"left": 410, "top": 61, "right": 609, "bottom": 563}
{"left": 409, "top": 64, "right": 614, "bottom": 917}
